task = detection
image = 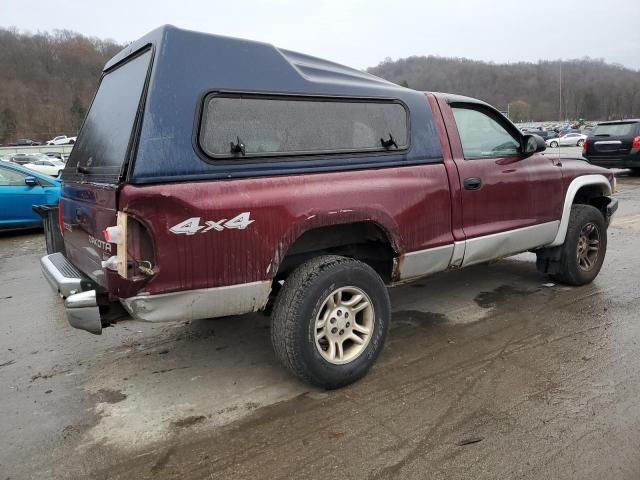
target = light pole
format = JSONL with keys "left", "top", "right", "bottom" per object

{"left": 559, "top": 60, "right": 563, "bottom": 122}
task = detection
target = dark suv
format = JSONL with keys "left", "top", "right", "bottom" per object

{"left": 583, "top": 120, "right": 640, "bottom": 173}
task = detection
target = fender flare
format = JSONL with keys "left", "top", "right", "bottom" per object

{"left": 548, "top": 174, "right": 612, "bottom": 247}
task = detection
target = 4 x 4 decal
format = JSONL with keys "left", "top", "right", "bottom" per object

{"left": 170, "top": 212, "right": 254, "bottom": 235}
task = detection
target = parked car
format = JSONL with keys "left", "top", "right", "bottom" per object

{"left": 537, "top": 130, "right": 558, "bottom": 141}
{"left": 583, "top": 119, "right": 640, "bottom": 174}
{"left": 46, "top": 135, "right": 76, "bottom": 145}
{"left": 0, "top": 161, "right": 61, "bottom": 231}
{"left": 9, "top": 154, "right": 33, "bottom": 165}
{"left": 40, "top": 26, "right": 618, "bottom": 389}
{"left": 9, "top": 138, "right": 41, "bottom": 146}
{"left": 44, "top": 152, "right": 65, "bottom": 160}
{"left": 23, "top": 158, "right": 65, "bottom": 177}
{"left": 10, "top": 153, "right": 50, "bottom": 165}
{"left": 558, "top": 128, "right": 581, "bottom": 137}
{"left": 546, "top": 133, "right": 587, "bottom": 148}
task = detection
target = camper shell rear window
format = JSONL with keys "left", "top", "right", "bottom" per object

{"left": 198, "top": 94, "right": 409, "bottom": 160}
{"left": 64, "top": 48, "right": 152, "bottom": 183}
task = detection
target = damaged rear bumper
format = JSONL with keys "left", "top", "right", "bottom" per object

{"left": 41, "top": 253, "right": 103, "bottom": 335}
{"left": 42, "top": 252, "right": 273, "bottom": 333}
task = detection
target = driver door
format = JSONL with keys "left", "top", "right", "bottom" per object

{"left": 438, "top": 101, "right": 563, "bottom": 265}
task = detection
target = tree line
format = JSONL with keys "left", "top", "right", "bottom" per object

{"left": 368, "top": 56, "right": 640, "bottom": 123}
{"left": 0, "top": 28, "right": 121, "bottom": 144}
{"left": 1, "top": 28, "right": 639, "bottom": 143}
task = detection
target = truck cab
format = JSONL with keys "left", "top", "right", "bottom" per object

{"left": 41, "top": 25, "right": 617, "bottom": 388}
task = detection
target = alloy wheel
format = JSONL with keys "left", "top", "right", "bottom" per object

{"left": 314, "top": 286, "right": 374, "bottom": 365}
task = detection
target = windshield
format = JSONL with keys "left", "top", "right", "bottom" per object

{"left": 64, "top": 49, "right": 152, "bottom": 182}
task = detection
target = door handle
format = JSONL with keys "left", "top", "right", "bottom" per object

{"left": 463, "top": 177, "right": 482, "bottom": 190}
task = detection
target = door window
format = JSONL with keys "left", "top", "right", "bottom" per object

{"left": 452, "top": 107, "right": 520, "bottom": 159}
{"left": 0, "top": 167, "right": 28, "bottom": 186}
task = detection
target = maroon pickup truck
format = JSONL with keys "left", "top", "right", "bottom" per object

{"left": 41, "top": 26, "right": 617, "bottom": 388}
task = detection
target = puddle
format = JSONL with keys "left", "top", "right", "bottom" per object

{"left": 474, "top": 285, "right": 535, "bottom": 309}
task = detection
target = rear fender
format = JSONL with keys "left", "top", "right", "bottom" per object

{"left": 271, "top": 209, "right": 401, "bottom": 277}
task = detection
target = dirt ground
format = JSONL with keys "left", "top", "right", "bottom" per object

{"left": 1, "top": 169, "right": 639, "bottom": 479}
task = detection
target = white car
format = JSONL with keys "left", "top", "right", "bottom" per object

{"left": 46, "top": 135, "right": 76, "bottom": 145}
{"left": 546, "top": 133, "right": 587, "bottom": 148}
{"left": 23, "top": 158, "right": 65, "bottom": 177}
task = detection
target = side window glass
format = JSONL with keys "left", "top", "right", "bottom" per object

{"left": 199, "top": 96, "right": 408, "bottom": 158}
{"left": 452, "top": 107, "right": 520, "bottom": 159}
{"left": 0, "top": 168, "right": 27, "bottom": 186}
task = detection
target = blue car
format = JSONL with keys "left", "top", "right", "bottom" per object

{"left": 0, "top": 161, "right": 61, "bottom": 231}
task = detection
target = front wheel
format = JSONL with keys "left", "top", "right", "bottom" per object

{"left": 271, "top": 255, "right": 390, "bottom": 389}
{"left": 550, "top": 204, "right": 607, "bottom": 286}
{"left": 550, "top": 141, "right": 558, "bottom": 148}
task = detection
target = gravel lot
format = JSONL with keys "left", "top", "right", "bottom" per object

{"left": 1, "top": 162, "right": 639, "bottom": 479}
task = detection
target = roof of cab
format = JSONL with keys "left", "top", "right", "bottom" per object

{"left": 106, "top": 25, "right": 443, "bottom": 183}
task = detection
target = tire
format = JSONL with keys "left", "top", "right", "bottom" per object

{"left": 550, "top": 204, "right": 607, "bottom": 286}
{"left": 629, "top": 168, "right": 640, "bottom": 176}
{"left": 68, "top": 140, "right": 75, "bottom": 145}
{"left": 271, "top": 255, "right": 390, "bottom": 389}
{"left": 550, "top": 141, "right": 558, "bottom": 148}
{"left": 577, "top": 139, "right": 584, "bottom": 147}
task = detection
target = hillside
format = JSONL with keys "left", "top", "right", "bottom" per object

{"left": 0, "top": 28, "right": 122, "bottom": 144}
{"left": 368, "top": 56, "right": 640, "bottom": 122}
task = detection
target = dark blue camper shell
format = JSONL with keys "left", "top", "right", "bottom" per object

{"left": 85, "top": 25, "right": 443, "bottom": 184}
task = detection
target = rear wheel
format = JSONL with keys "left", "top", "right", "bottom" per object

{"left": 577, "top": 139, "right": 584, "bottom": 147}
{"left": 550, "top": 140, "right": 558, "bottom": 148}
{"left": 629, "top": 168, "right": 640, "bottom": 176}
{"left": 271, "top": 255, "right": 390, "bottom": 389}
{"left": 550, "top": 204, "right": 607, "bottom": 286}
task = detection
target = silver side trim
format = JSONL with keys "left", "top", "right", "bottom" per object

{"left": 450, "top": 241, "right": 465, "bottom": 267}
{"left": 462, "top": 221, "right": 559, "bottom": 267}
{"left": 398, "top": 244, "right": 453, "bottom": 281}
{"left": 548, "top": 174, "right": 612, "bottom": 247}
{"left": 120, "top": 280, "right": 272, "bottom": 323}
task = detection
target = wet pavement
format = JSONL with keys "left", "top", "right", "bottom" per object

{"left": 1, "top": 173, "right": 640, "bottom": 479}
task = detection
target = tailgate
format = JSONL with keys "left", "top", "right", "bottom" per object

{"left": 590, "top": 138, "right": 631, "bottom": 156}
{"left": 60, "top": 182, "right": 118, "bottom": 287}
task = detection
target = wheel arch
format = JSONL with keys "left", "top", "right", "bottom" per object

{"left": 273, "top": 219, "right": 400, "bottom": 283}
{"left": 548, "top": 174, "right": 612, "bottom": 247}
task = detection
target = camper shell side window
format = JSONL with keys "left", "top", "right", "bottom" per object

{"left": 198, "top": 93, "right": 410, "bottom": 162}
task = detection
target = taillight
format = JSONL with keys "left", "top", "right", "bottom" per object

{"left": 582, "top": 137, "right": 588, "bottom": 152}
{"left": 101, "top": 212, "right": 155, "bottom": 278}
{"left": 57, "top": 198, "right": 64, "bottom": 235}
{"left": 632, "top": 136, "right": 640, "bottom": 149}
{"left": 102, "top": 226, "right": 123, "bottom": 244}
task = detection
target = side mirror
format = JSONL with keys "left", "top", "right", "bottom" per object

{"left": 522, "top": 134, "right": 546, "bottom": 155}
{"left": 24, "top": 176, "right": 39, "bottom": 186}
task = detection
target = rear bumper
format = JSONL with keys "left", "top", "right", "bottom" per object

{"left": 42, "top": 252, "right": 272, "bottom": 332}
{"left": 41, "top": 253, "right": 102, "bottom": 334}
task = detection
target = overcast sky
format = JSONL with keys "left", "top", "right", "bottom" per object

{"left": 1, "top": 0, "right": 639, "bottom": 70}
